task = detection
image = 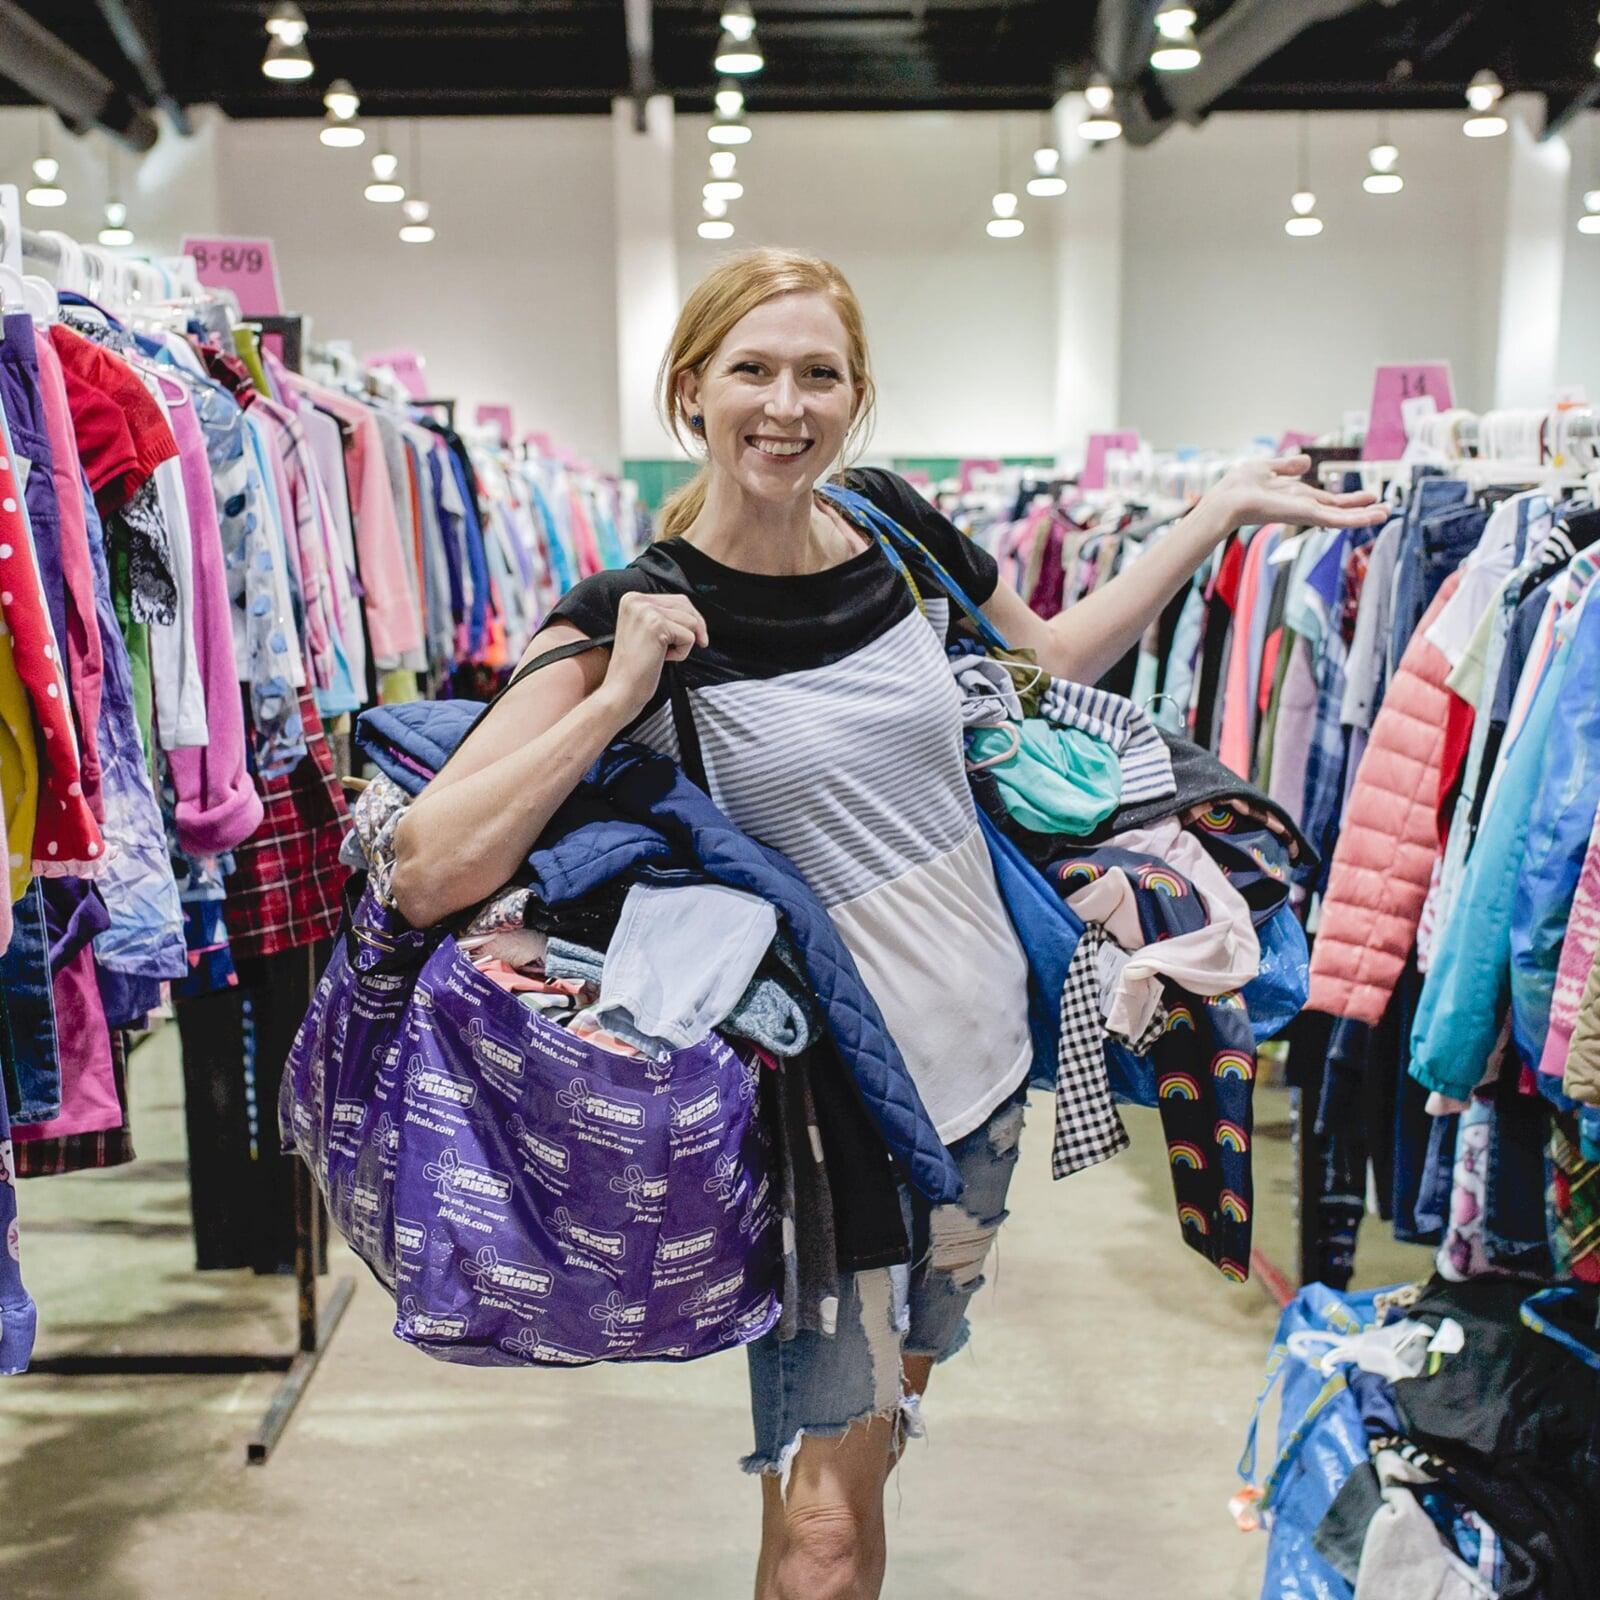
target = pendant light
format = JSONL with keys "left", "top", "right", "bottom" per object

{"left": 715, "top": 29, "right": 764, "bottom": 75}
{"left": 262, "top": 3, "right": 314, "bottom": 81}
{"left": 365, "top": 136, "right": 405, "bottom": 203}
{"left": 1151, "top": 4, "right": 1201, "bottom": 72}
{"left": 25, "top": 119, "right": 65, "bottom": 208}
{"left": 709, "top": 150, "right": 738, "bottom": 180}
{"left": 698, "top": 219, "right": 736, "bottom": 240}
{"left": 321, "top": 78, "right": 364, "bottom": 147}
{"left": 1362, "top": 117, "right": 1402, "bottom": 195}
{"left": 398, "top": 123, "right": 434, "bottom": 241}
{"left": 988, "top": 119, "right": 1024, "bottom": 237}
{"left": 1026, "top": 148, "right": 1066, "bottom": 197}
{"left": 714, "top": 80, "right": 745, "bottom": 119}
{"left": 704, "top": 176, "right": 744, "bottom": 202}
{"left": 720, "top": 1, "right": 757, "bottom": 41}
{"left": 1284, "top": 115, "right": 1323, "bottom": 237}
{"left": 708, "top": 109, "right": 753, "bottom": 145}
{"left": 1079, "top": 75, "right": 1122, "bottom": 143}
{"left": 703, "top": 196, "right": 729, "bottom": 219}
{"left": 1462, "top": 70, "right": 1507, "bottom": 138}
{"left": 25, "top": 156, "right": 66, "bottom": 208}
{"left": 98, "top": 146, "right": 132, "bottom": 245}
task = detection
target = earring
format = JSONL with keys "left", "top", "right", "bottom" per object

{"left": 691, "top": 414, "right": 704, "bottom": 431}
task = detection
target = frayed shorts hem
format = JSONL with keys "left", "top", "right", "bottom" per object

{"left": 739, "top": 1392, "right": 926, "bottom": 1481}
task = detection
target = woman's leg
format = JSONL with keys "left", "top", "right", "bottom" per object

{"left": 756, "top": 1417, "right": 897, "bottom": 1600}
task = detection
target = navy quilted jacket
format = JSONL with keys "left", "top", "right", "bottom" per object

{"left": 358, "top": 702, "right": 963, "bottom": 1204}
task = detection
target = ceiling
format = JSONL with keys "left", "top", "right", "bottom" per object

{"left": 3, "top": 1, "right": 1598, "bottom": 145}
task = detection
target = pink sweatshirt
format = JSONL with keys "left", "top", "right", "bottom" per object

{"left": 304, "top": 386, "right": 424, "bottom": 666}
{"left": 35, "top": 335, "right": 105, "bottom": 821}
{"left": 162, "top": 381, "right": 264, "bottom": 856}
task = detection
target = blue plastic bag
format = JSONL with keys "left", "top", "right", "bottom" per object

{"left": 1238, "top": 1282, "right": 1396, "bottom": 1600}
{"left": 1242, "top": 903, "right": 1311, "bottom": 1046}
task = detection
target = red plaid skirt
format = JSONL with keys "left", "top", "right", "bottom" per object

{"left": 224, "top": 686, "right": 350, "bottom": 962}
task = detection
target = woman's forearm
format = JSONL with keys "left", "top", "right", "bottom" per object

{"left": 390, "top": 687, "right": 633, "bottom": 927}
{"left": 1041, "top": 495, "right": 1235, "bottom": 684}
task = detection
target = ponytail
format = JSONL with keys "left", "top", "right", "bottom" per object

{"left": 656, "top": 469, "right": 709, "bottom": 542}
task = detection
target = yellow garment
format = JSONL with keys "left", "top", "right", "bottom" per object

{"left": 232, "top": 326, "right": 272, "bottom": 397}
{"left": 0, "top": 621, "right": 40, "bottom": 901}
{"left": 379, "top": 668, "right": 421, "bottom": 706}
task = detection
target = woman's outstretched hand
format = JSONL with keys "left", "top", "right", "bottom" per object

{"left": 1211, "top": 454, "right": 1390, "bottom": 535}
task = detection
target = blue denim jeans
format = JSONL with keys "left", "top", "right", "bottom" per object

{"left": 743, "top": 1081, "right": 1028, "bottom": 1478}
{"left": 0, "top": 880, "right": 62, "bottom": 1123}
{"left": 1387, "top": 477, "right": 1471, "bottom": 671}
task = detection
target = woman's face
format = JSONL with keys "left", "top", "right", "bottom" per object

{"left": 680, "top": 290, "right": 862, "bottom": 508}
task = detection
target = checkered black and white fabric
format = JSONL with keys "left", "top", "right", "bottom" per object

{"left": 1052, "top": 924, "right": 1165, "bottom": 1179}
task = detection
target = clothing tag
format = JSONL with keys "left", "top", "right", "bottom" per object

{"left": 14, "top": 455, "right": 29, "bottom": 492}
{"left": 1427, "top": 1317, "right": 1464, "bottom": 1357}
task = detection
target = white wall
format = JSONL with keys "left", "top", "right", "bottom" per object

{"left": 1119, "top": 110, "right": 1503, "bottom": 451}
{"left": 0, "top": 104, "right": 223, "bottom": 254}
{"left": 675, "top": 111, "right": 1060, "bottom": 463}
{"left": 214, "top": 116, "right": 621, "bottom": 468}
{"left": 4, "top": 103, "right": 1599, "bottom": 464}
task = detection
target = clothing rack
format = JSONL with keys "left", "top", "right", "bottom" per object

{"left": 19, "top": 306, "right": 355, "bottom": 1465}
{"left": 412, "top": 396, "right": 456, "bottom": 429}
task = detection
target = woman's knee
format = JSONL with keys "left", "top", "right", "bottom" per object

{"left": 774, "top": 1498, "right": 881, "bottom": 1600}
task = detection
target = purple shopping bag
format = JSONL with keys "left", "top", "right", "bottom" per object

{"left": 283, "top": 885, "right": 782, "bottom": 1366}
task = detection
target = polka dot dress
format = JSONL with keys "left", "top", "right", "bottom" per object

{"left": 0, "top": 438, "right": 105, "bottom": 877}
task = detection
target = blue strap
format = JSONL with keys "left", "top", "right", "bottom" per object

{"left": 1521, "top": 1288, "right": 1600, "bottom": 1371}
{"left": 819, "top": 482, "right": 1012, "bottom": 653}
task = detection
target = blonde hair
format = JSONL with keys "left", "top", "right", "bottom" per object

{"left": 655, "top": 248, "right": 877, "bottom": 540}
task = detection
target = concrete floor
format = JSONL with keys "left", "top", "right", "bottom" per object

{"left": 1, "top": 1026, "right": 1336, "bottom": 1600}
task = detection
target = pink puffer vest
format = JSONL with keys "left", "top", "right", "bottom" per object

{"left": 1307, "top": 574, "right": 1461, "bottom": 1024}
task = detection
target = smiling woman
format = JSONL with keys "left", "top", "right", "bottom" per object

{"left": 388, "top": 245, "right": 1385, "bottom": 1600}
{"left": 653, "top": 249, "right": 877, "bottom": 555}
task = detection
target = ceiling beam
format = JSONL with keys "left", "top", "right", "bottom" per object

{"left": 0, "top": 0, "right": 161, "bottom": 149}
{"left": 1122, "top": 0, "right": 1373, "bottom": 146}
{"left": 93, "top": 0, "right": 193, "bottom": 135}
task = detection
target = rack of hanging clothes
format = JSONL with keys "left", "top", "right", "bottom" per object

{"left": 0, "top": 207, "right": 629, "bottom": 1452}
{"left": 1136, "top": 402, "right": 1600, "bottom": 1294}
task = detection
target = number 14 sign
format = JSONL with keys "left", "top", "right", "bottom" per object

{"left": 179, "top": 235, "right": 283, "bottom": 316}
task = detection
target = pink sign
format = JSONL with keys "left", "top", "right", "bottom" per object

{"left": 1275, "top": 430, "right": 1316, "bottom": 456}
{"left": 1080, "top": 431, "right": 1140, "bottom": 491}
{"left": 958, "top": 458, "right": 1003, "bottom": 492}
{"left": 1364, "top": 362, "right": 1454, "bottom": 460}
{"left": 179, "top": 235, "right": 282, "bottom": 316}
{"left": 475, "top": 404, "right": 514, "bottom": 445}
{"left": 365, "top": 347, "right": 428, "bottom": 400}
{"left": 523, "top": 431, "right": 555, "bottom": 457}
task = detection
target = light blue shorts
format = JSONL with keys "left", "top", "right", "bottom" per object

{"left": 742, "top": 1082, "right": 1028, "bottom": 1477}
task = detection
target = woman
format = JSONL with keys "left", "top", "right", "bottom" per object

{"left": 391, "top": 248, "right": 1383, "bottom": 1599}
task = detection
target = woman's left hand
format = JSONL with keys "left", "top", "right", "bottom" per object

{"left": 1212, "top": 454, "right": 1390, "bottom": 534}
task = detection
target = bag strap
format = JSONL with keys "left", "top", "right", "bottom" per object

{"left": 818, "top": 481, "right": 1013, "bottom": 653}
{"left": 442, "top": 630, "right": 710, "bottom": 792}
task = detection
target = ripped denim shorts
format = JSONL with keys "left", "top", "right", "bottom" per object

{"left": 742, "top": 1081, "right": 1028, "bottom": 1479}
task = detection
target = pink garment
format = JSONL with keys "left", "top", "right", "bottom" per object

{"left": 255, "top": 400, "right": 337, "bottom": 694}
{"left": 306, "top": 386, "right": 424, "bottom": 666}
{"left": 162, "top": 386, "right": 263, "bottom": 856}
{"left": 1539, "top": 796, "right": 1600, "bottom": 1081}
{"left": 1218, "top": 526, "right": 1276, "bottom": 778}
{"left": 35, "top": 335, "right": 105, "bottom": 823}
{"left": 566, "top": 481, "right": 604, "bottom": 579}
{"left": 1307, "top": 574, "right": 1461, "bottom": 1025}
{"left": 1070, "top": 820, "right": 1261, "bottom": 1039}
{"left": 12, "top": 943, "right": 119, "bottom": 1140}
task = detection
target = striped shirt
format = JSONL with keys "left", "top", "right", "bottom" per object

{"left": 546, "top": 470, "right": 1032, "bottom": 1142}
